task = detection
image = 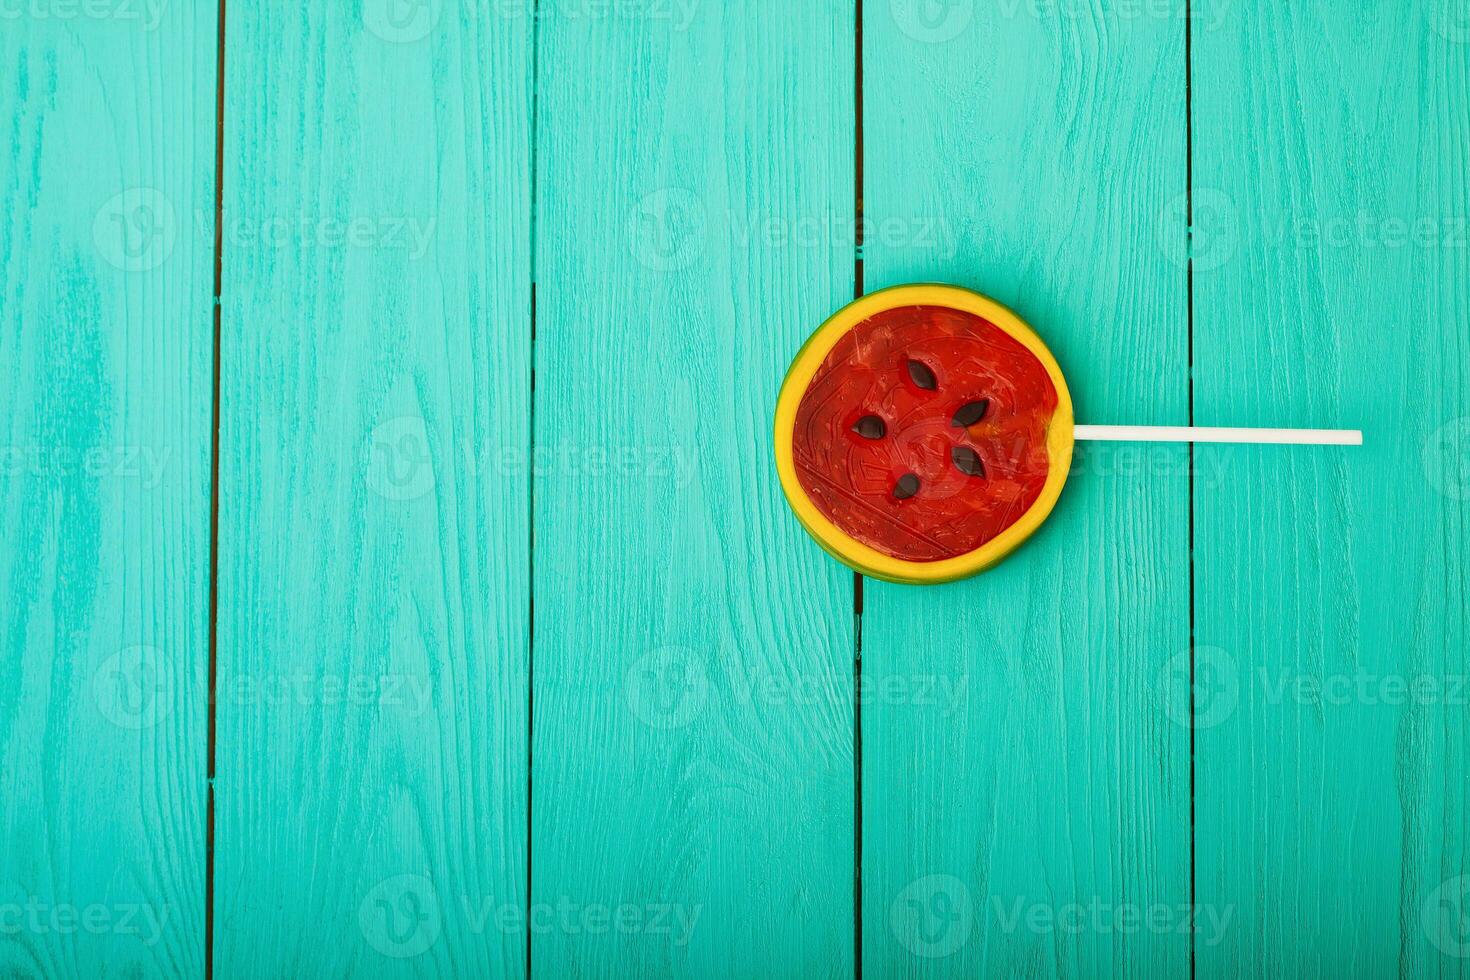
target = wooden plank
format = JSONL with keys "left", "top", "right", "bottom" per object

{"left": 0, "top": 9, "right": 214, "bottom": 978}
{"left": 862, "top": 2, "right": 1192, "bottom": 974}
{"left": 0, "top": 7, "right": 215, "bottom": 978}
{"left": 213, "top": 6, "right": 530, "bottom": 975}
{"left": 531, "top": 2, "right": 856, "bottom": 975}
{"left": 1192, "top": 2, "right": 1470, "bottom": 975}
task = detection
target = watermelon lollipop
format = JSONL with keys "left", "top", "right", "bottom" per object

{"left": 773, "top": 284, "right": 1360, "bottom": 584}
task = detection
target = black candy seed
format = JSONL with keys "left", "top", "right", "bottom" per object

{"left": 905, "top": 359, "right": 937, "bottom": 390}
{"left": 951, "top": 446, "right": 986, "bottom": 477}
{"left": 851, "top": 415, "right": 886, "bottom": 439}
{"left": 893, "top": 473, "right": 920, "bottom": 500}
{"left": 951, "top": 399, "right": 990, "bottom": 427}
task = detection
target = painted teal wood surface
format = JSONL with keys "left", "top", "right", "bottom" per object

{"left": 1192, "top": 2, "right": 1470, "bottom": 976}
{"left": 3, "top": 2, "right": 1469, "bottom": 978}
{"left": 214, "top": 6, "right": 530, "bottom": 975}
{"left": 531, "top": 1, "right": 856, "bottom": 974}
{"left": 0, "top": 8, "right": 214, "bottom": 978}
{"left": 862, "top": 2, "right": 1191, "bottom": 974}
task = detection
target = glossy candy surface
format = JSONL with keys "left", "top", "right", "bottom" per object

{"left": 792, "top": 304, "right": 1059, "bottom": 562}
{"left": 774, "top": 285, "right": 1074, "bottom": 584}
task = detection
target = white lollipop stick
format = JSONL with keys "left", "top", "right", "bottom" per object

{"left": 1074, "top": 425, "right": 1362, "bottom": 446}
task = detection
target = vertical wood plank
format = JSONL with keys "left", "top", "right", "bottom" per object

{"left": 0, "top": 8, "right": 214, "bottom": 978}
{"left": 532, "top": 2, "right": 856, "bottom": 975}
{"left": 862, "top": 1, "right": 1192, "bottom": 974}
{"left": 1192, "top": 2, "right": 1470, "bottom": 975}
{"left": 215, "top": 5, "right": 530, "bottom": 975}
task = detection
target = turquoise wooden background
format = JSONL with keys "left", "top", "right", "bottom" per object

{"left": 2, "top": 0, "right": 1467, "bottom": 976}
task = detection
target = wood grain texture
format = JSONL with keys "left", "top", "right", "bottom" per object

{"left": 1192, "top": 2, "right": 1470, "bottom": 975}
{"left": 861, "top": 1, "right": 1191, "bottom": 974}
{"left": 531, "top": 2, "right": 856, "bottom": 975}
{"left": 214, "top": 5, "right": 530, "bottom": 975}
{"left": 0, "top": 8, "right": 214, "bottom": 978}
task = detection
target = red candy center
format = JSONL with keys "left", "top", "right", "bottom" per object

{"left": 791, "top": 304, "right": 1060, "bottom": 562}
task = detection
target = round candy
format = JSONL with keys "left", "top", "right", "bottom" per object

{"left": 773, "top": 284, "right": 1074, "bottom": 584}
